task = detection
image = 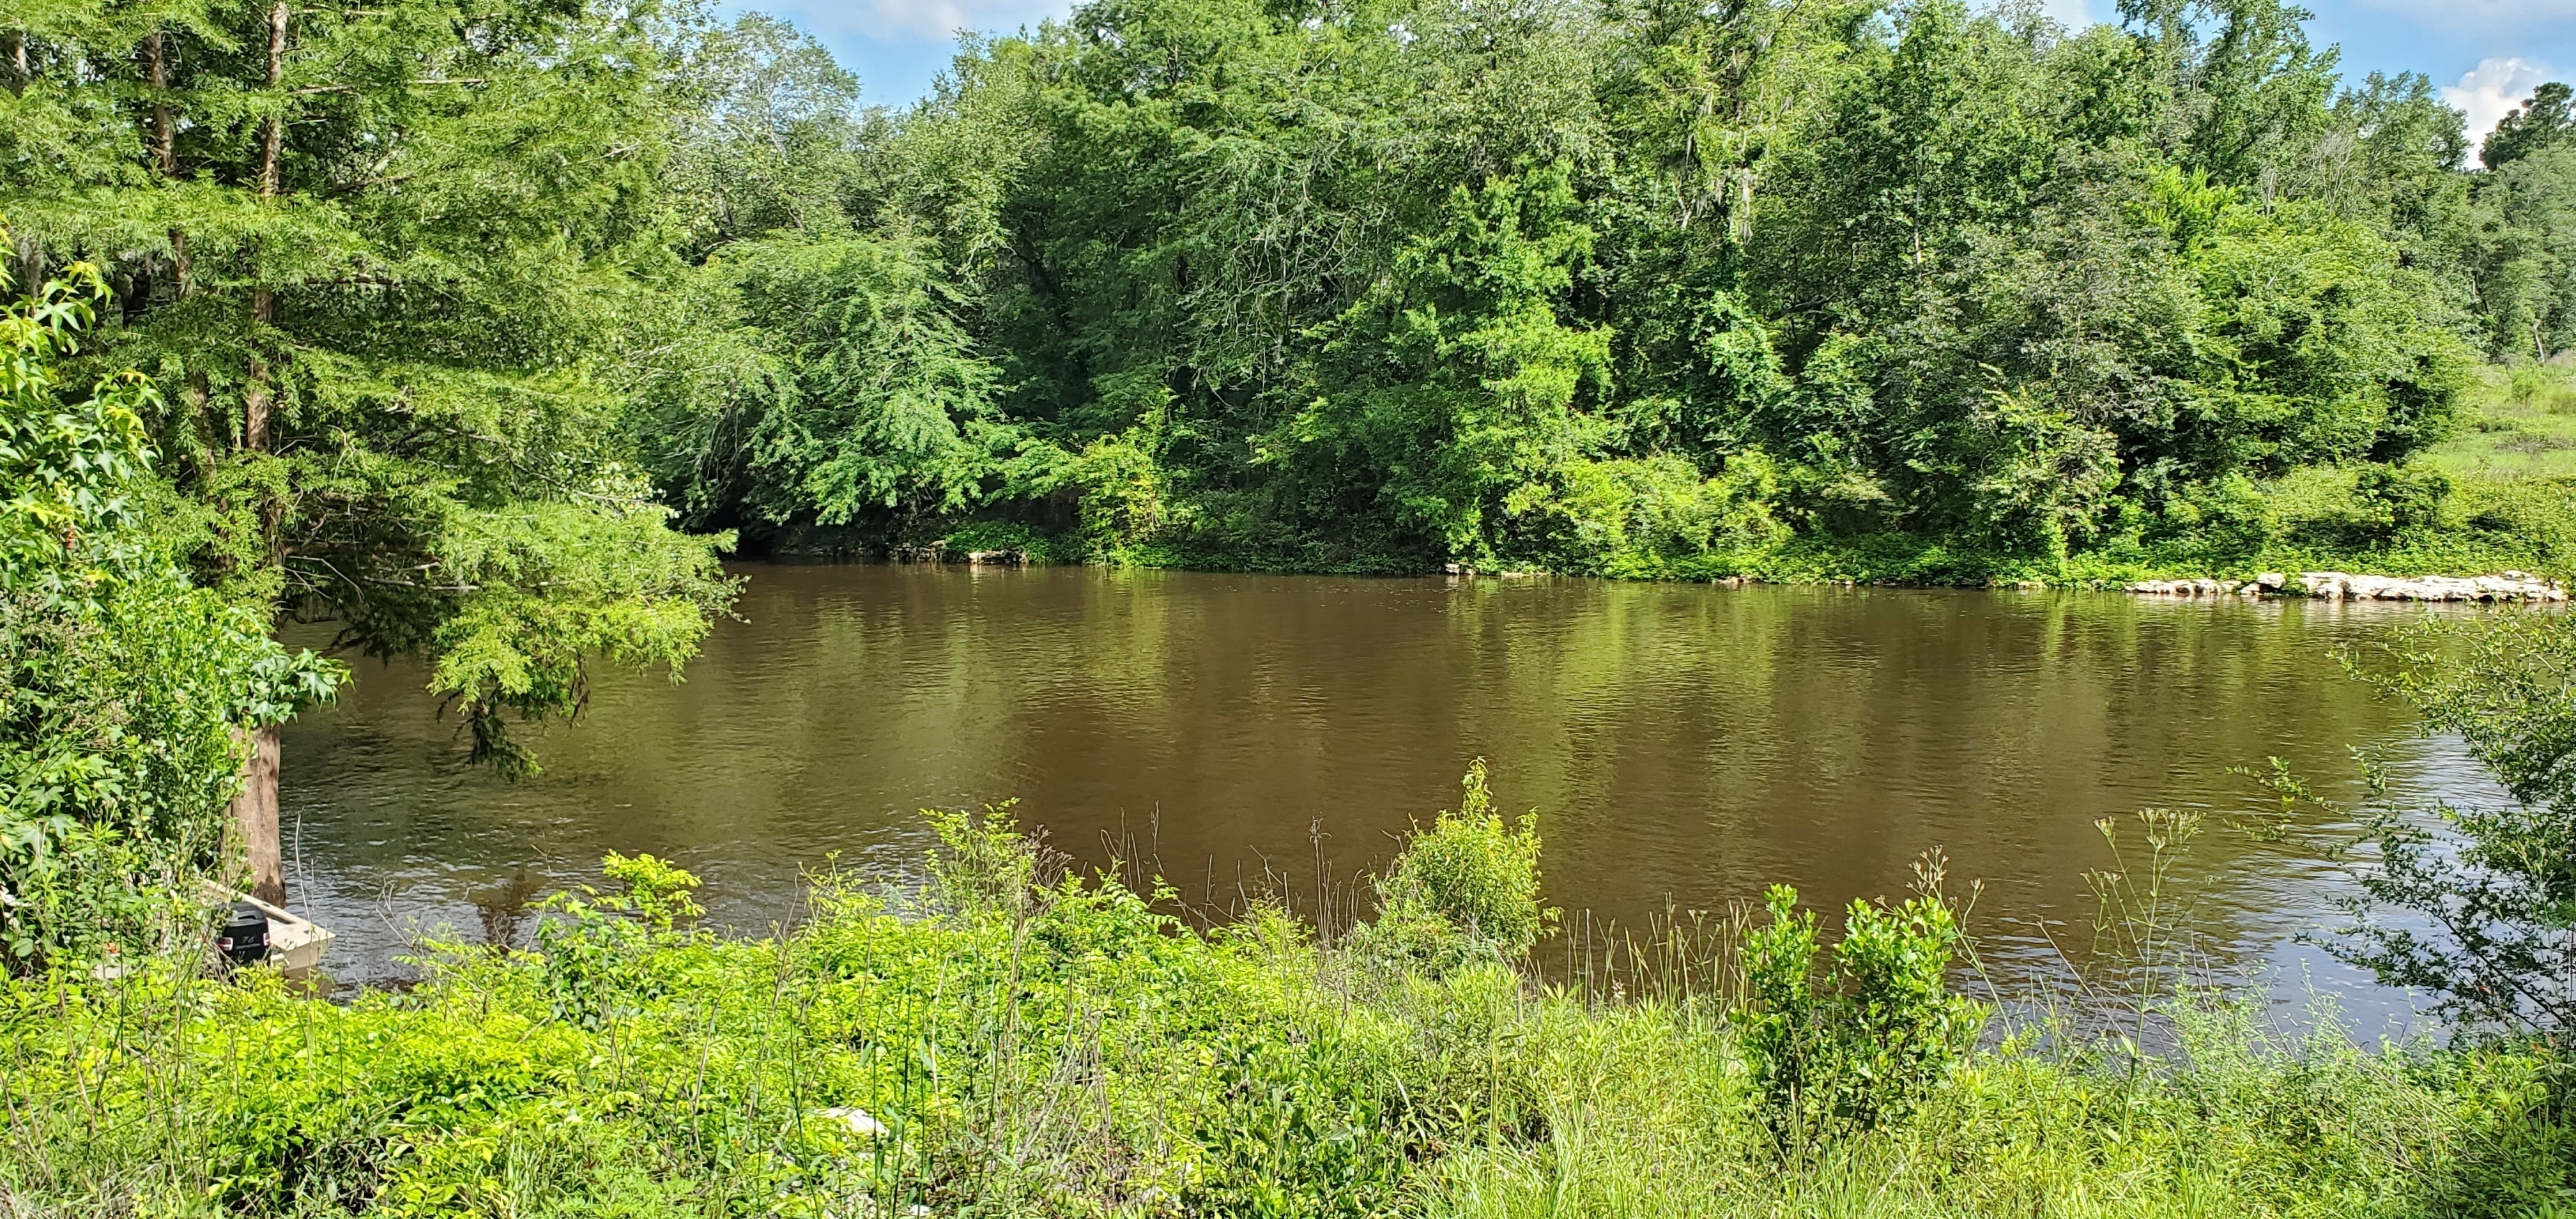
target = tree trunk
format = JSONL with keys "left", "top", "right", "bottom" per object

{"left": 249, "top": 0, "right": 282, "bottom": 363}
{"left": 18, "top": 233, "right": 42, "bottom": 302}
{"left": 243, "top": 353, "right": 271, "bottom": 448}
{"left": 228, "top": 0, "right": 293, "bottom": 907}
{"left": 261, "top": 0, "right": 284, "bottom": 196}
{"left": 247, "top": 0, "right": 282, "bottom": 445}
{"left": 153, "top": 31, "right": 190, "bottom": 303}
{"left": 225, "top": 724, "right": 286, "bottom": 906}
{"left": 147, "top": 31, "right": 174, "bottom": 176}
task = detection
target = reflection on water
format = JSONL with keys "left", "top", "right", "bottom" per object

{"left": 281, "top": 564, "right": 2501, "bottom": 1019}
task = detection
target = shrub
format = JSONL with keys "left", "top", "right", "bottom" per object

{"left": 1188, "top": 1023, "right": 1414, "bottom": 1218}
{"left": 1348, "top": 761, "right": 1555, "bottom": 977}
{"left": 1064, "top": 425, "right": 1190, "bottom": 560}
{"left": 0, "top": 259, "right": 339, "bottom": 972}
{"left": 2508, "top": 361, "right": 2576, "bottom": 414}
{"left": 533, "top": 851, "right": 704, "bottom": 1029}
{"left": 2351, "top": 463, "right": 2454, "bottom": 537}
{"left": 924, "top": 799, "right": 1045, "bottom": 919}
{"left": 3, "top": 812, "right": 2570, "bottom": 1216}
{"left": 1738, "top": 870, "right": 1986, "bottom": 1143}
{"left": 1522, "top": 452, "right": 1791, "bottom": 578}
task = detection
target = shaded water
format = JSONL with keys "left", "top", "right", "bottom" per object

{"left": 282, "top": 564, "right": 2499, "bottom": 1017}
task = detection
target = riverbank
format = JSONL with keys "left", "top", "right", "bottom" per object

{"left": 810, "top": 470, "right": 2576, "bottom": 597}
{"left": 5, "top": 802, "right": 2569, "bottom": 1218}
{"left": 2123, "top": 571, "right": 2567, "bottom": 602}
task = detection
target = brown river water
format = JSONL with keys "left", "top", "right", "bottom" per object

{"left": 280, "top": 563, "right": 2506, "bottom": 1022}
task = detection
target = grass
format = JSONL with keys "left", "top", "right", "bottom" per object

{"left": 1, "top": 796, "right": 2570, "bottom": 1218}
{"left": 2423, "top": 362, "right": 2576, "bottom": 481}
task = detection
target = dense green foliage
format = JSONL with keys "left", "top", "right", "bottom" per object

{"left": 600, "top": 0, "right": 2576, "bottom": 582}
{"left": 2485, "top": 83, "right": 2574, "bottom": 172}
{"left": 4, "top": 0, "right": 738, "bottom": 773}
{"left": 0, "top": 259, "right": 335, "bottom": 970}
{"left": 9, "top": 8, "right": 2576, "bottom": 1211}
{"left": 15, "top": 0, "right": 2576, "bottom": 632}
{"left": 1345, "top": 758, "right": 1556, "bottom": 973}
{"left": 1739, "top": 878, "right": 1985, "bottom": 1138}
{"left": 4, "top": 770, "right": 2570, "bottom": 1217}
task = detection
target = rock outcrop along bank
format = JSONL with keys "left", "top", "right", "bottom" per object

{"left": 2126, "top": 571, "right": 2566, "bottom": 602}
{"left": 890, "top": 542, "right": 1029, "bottom": 565}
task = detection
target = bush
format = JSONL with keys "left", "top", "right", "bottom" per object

{"left": 2509, "top": 362, "right": 2576, "bottom": 414}
{"left": 1521, "top": 452, "right": 1791, "bottom": 578}
{"left": 2351, "top": 463, "right": 2455, "bottom": 538}
{"left": 1738, "top": 871, "right": 1985, "bottom": 1142}
{"left": 2, "top": 802, "right": 2570, "bottom": 1217}
{"left": 533, "top": 851, "right": 705, "bottom": 1029}
{"left": 0, "top": 261, "right": 339, "bottom": 972}
{"left": 924, "top": 799, "right": 1045, "bottom": 919}
{"left": 1347, "top": 761, "right": 1555, "bottom": 977}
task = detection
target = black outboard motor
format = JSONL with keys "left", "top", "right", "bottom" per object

{"left": 217, "top": 901, "right": 270, "bottom": 967}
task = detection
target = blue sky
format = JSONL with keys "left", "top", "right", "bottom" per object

{"left": 733, "top": 0, "right": 2576, "bottom": 145}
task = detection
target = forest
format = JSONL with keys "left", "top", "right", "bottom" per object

{"left": 13, "top": 0, "right": 2576, "bottom": 603}
{"left": 5, "top": 0, "right": 2576, "bottom": 1214}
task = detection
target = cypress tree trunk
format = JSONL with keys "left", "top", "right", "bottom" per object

{"left": 229, "top": 0, "right": 291, "bottom": 907}
{"left": 224, "top": 724, "right": 286, "bottom": 905}
{"left": 147, "top": 31, "right": 174, "bottom": 176}
{"left": 245, "top": 0, "right": 281, "bottom": 446}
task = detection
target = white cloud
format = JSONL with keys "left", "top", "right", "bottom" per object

{"left": 2444, "top": 56, "right": 2555, "bottom": 149}
{"left": 786, "top": 0, "right": 1069, "bottom": 42}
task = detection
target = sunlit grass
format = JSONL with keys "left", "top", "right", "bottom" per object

{"left": 3, "top": 816, "right": 2568, "bottom": 1218}
{"left": 2423, "top": 362, "right": 2576, "bottom": 480}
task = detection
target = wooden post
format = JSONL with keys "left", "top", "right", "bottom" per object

{"left": 226, "top": 724, "right": 285, "bottom": 906}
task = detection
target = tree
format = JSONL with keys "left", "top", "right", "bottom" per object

{"left": 627, "top": 236, "right": 1015, "bottom": 540}
{"left": 657, "top": 12, "right": 875, "bottom": 262}
{"left": 2313, "top": 613, "right": 2576, "bottom": 1042}
{"left": 59, "top": 0, "right": 2480, "bottom": 587}
{"left": 615, "top": 15, "right": 1036, "bottom": 546}
{"left": 3, "top": 0, "right": 739, "bottom": 897}
{"left": 2483, "top": 81, "right": 2573, "bottom": 171}
{"left": 599, "top": 0, "right": 2478, "bottom": 578}
{"left": 2467, "top": 146, "right": 2576, "bottom": 362}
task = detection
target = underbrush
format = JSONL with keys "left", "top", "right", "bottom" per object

{"left": 3, "top": 781, "right": 2568, "bottom": 1218}
{"left": 2425, "top": 361, "right": 2576, "bottom": 479}
{"left": 835, "top": 466, "right": 2576, "bottom": 591}
{"left": 1660, "top": 461, "right": 2576, "bottom": 587}
{"left": 785, "top": 365, "right": 2576, "bottom": 586}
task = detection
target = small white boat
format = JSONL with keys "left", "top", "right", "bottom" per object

{"left": 201, "top": 882, "right": 335, "bottom": 974}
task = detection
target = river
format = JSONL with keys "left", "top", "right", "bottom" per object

{"left": 280, "top": 563, "right": 2503, "bottom": 1022}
